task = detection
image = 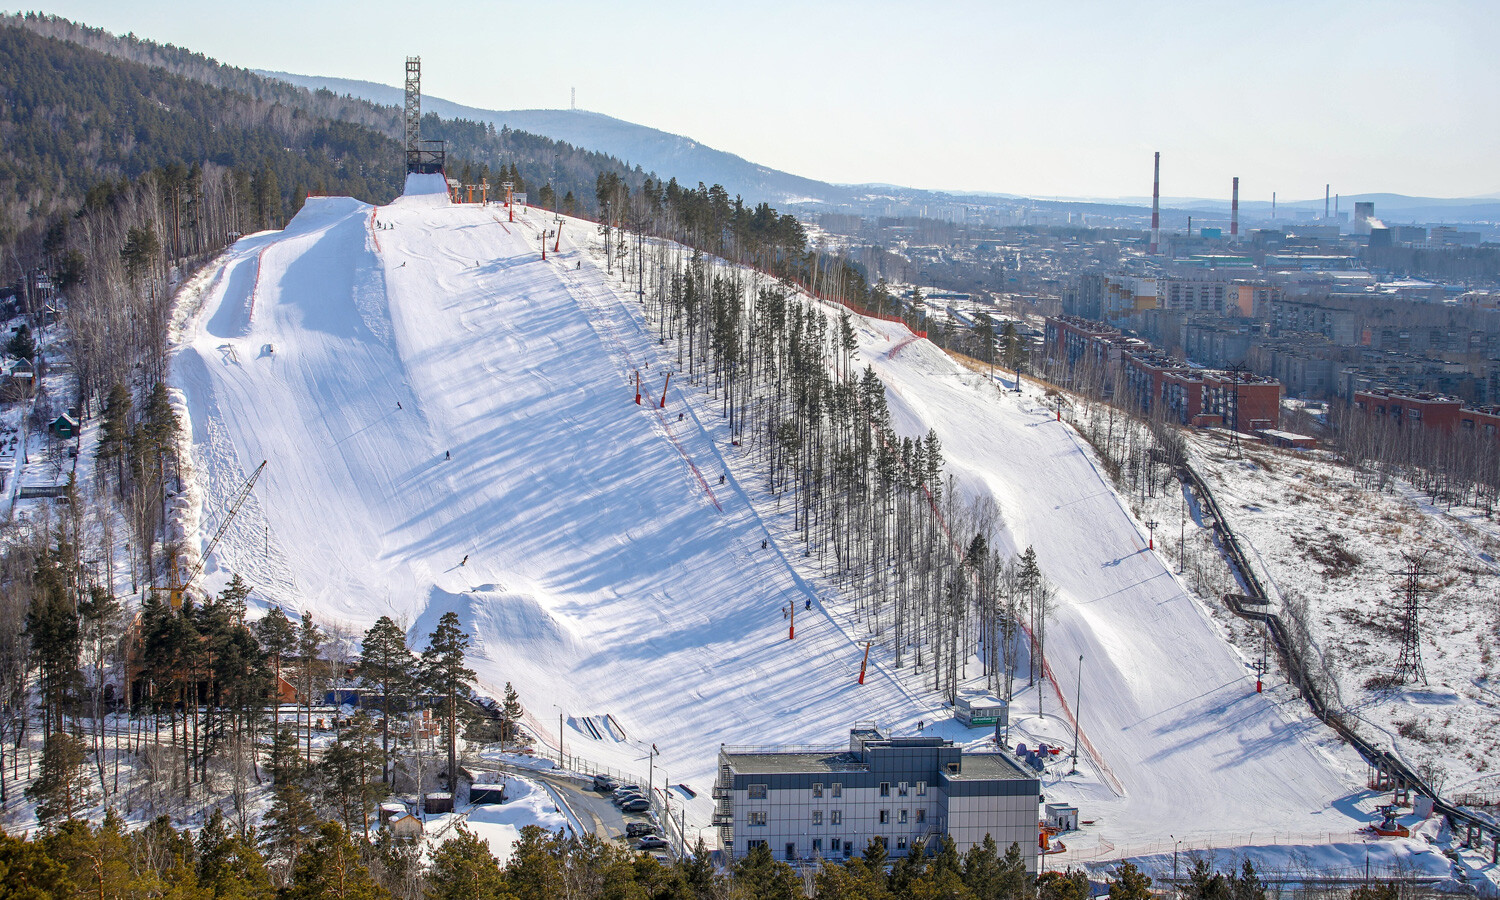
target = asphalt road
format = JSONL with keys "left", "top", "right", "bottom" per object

{"left": 538, "top": 774, "right": 656, "bottom": 848}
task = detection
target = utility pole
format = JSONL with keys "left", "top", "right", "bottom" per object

{"left": 1070, "top": 654, "right": 1083, "bottom": 774}
{"left": 1178, "top": 484, "right": 1186, "bottom": 571}
{"left": 1145, "top": 519, "right": 1158, "bottom": 551}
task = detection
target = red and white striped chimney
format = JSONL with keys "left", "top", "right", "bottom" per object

{"left": 1150, "top": 152, "right": 1161, "bottom": 254}
{"left": 1231, "top": 177, "right": 1239, "bottom": 238}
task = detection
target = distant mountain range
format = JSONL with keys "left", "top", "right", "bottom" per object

{"left": 262, "top": 70, "right": 1500, "bottom": 227}
{"left": 259, "top": 70, "right": 851, "bottom": 207}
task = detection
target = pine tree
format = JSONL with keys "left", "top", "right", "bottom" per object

{"left": 6, "top": 324, "right": 36, "bottom": 361}
{"left": 296, "top": 612, "right": 325, "bottom": 764}
{"left": 961, "top": 834, "right": 1002, "bottom": 899}
{"left": 421, "top": 612, "right": 474, "bottom": 794}
{"left": 282, "top": 822, "right": 389, "bottom": 900}
{"left": 425, "top": 825, "right": 507, "bottom": 900}
{"left": 318, "top": 714, "right": 387, "bottom": 841}
{"left": 1108, "top": 861, "right": 1154, "bottom": 900}
{"left": 996, "top": 841, "right": 1029, "bottom": 900}
{"left": 28, "top": 731, "right": 89, "bottom": 825}
{"left": 355, "top": 616, "right": 415, "bottom": 782}
{"left": 198, "top": 808, "right": 275, "bottom": 900}
{"left": 733, "top": 841, "right": 799, "bottom": 900}
{"left": 499, "top": 682, "right": 523, "bottom": 746}
{"left": 887, "top": 839, "right": 926, "bottom": 896}
{"left": 262, "top": 783, "right": 318, "bottom": 877}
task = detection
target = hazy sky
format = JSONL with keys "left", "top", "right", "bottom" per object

{"left": 14, "top": 1, "right": 1500, "bottom": 201}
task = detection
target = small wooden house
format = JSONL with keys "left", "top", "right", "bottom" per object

{"left": 424, "top": 792, "right": 453, "bottom": 815}
{"left": 50, "top": 413, "right": 79, "bottom": 439}
{"left": 388, "top": 813, "right": 424, "bottom": 840}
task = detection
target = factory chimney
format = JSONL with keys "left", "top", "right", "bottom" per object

{"left": 1231, "top": 177, "right": 1240, "bottom": 239}
{"left": 1325, "top": 184, "right": 1330, "bottom": 219}
{"left": 1272, "top": 191, "right": 1276, "bottom": 220}
{"left": 1150, "top": 152, "right": 1161, "bottom": 254}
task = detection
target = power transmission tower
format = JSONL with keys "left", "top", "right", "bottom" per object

{"left": 1223, "top": 364, "right": 1245, "bottom": 457}
{"left": 1393, "top": 553, "right": 1432, "bottom": 685}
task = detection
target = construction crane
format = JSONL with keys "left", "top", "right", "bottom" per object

{"left": 163, "top": 460, "right": 267, "bottom": 608}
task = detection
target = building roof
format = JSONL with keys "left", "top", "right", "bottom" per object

{"left": 723, "top": 750, "right": 870, "bottom": 775}
{"left": 943, "top": 753, "right": 1035, "bottom": 782}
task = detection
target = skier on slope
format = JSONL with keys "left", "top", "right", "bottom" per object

{"left": 461, "top": 555, "right": 468, "bottom": 566}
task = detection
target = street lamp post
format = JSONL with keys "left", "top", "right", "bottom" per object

{"left": 552, "top": 704, "right": 564, "bottom": 769}
{"left": 1070, "top": 654, "right": 1083, "bottom": 774}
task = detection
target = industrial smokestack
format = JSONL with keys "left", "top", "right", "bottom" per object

{"left": 1272, "top": 191, "right": 1277, "bottom": 219}
{"left": 1150, "top": 152, "right": 1161, "bottom": 254}
{"left": 1325, "top": 184, "right": 1330, "bottom": 219}
{"left": 1231, "top": 177, "right": 1240, "bottom": 239}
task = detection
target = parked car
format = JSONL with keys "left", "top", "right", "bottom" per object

{"left": 625, "top": 823, "right": 657, "bottom": 838}
{"left": 612, "top": 791, "right": 645, "bottom": 806}
{"left": 612, "top": 784, "right": 641, "bottom": 796}
{"left": 620, "top": 798, "right": 650, "bottom": 812}
{"left": 592, "top": 774, "right": 619, "bottom": 792}
{"left": 635, "top": 834, "right": 669, "bottom": 851}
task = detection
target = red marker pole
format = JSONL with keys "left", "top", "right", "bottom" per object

{"left": 789, "top": 603, "right": 795, "bottom": 641}
{"left": 858, "top": 640, "right": 871, "bottom": 685}
{"left": 634, "top": 371, "right": 641, "bottom": 405}
{"left": 660, "top": 372, "right": 671, "bottom": 409}
{"left": 541, "top": 231, "right": 547, "bottom": 262}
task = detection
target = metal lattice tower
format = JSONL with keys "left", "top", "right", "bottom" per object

{"left": 1394, "top": 553, "right": 1431, "bottom": 685}
{"left": 1224, "top": 363, "right": 1245, "bottom": 456}
{"left": 404, "top": 57, "right": 421, "bottom": 155}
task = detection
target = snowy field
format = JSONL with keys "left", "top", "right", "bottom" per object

{"left": 1183, "top": 430, "right": 1500, "bottom": 802}
{"left": 169, "top": 176, "right": 1473, "bottom": 879}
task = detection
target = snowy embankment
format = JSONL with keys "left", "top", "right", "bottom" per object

{"left": 170, "top": 175, "right": 1460, "bottom": 879}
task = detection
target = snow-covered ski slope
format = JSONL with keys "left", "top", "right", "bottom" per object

{"left": 175, "top": 174, "right": 1369, "bottom": 847}
{"left": 852, "top": 324, "right": 1364, "bottom": 845}
{"left": 172, "top": 176, "right": 933, "bottom": 827}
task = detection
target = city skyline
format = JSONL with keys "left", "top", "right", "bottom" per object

{"left": 12, "top": 0, "right": 1499, "bottom": 202}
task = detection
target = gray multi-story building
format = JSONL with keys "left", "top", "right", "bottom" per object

{"left": 712, "top": 726, "right": 1040, "bottom": 869}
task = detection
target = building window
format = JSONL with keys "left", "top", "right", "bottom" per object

{"left": 812, "top": 782, "right": 823, "bottom": 798}
{"left": 812, "top": 838, "right": 822, "bottom": 854}
{"left": 831, "top": 810, "right": 842, "bottom": 825}
{"left": 748, "top": 840, "right": 767, "bottom": 850}
{"left": 748, "top": 812, "right": 767, "bottom": 827}
{"left": 899, "top": 809, "right": 909, "bottom": 824}
{"left": 916, "top": 780, "right": 927, "bottom": 796}
{"left": 898, "top": 781, "right": 908, "bottom": 797}
{"left": 831, "top": 783, "right": 842, "bottom": 798}
{"left": 844, "top": 841, "right": 853, "bottom": 858}
{"left": 812, "top": 811, "right": 823, "bottom": 826}
{"left": 916, "top": 809, "right": 926, "bottom": 824}
{"left": 880, "top": 782, "right": 891, "bottom": 797}
{"left": 879, "top": 809, "right": 889, "bottom": 824}
{"left": 748, "top": 784, "right": 767, "bottom": 799}
{"left": 897, "top": 836, "right": 908, "bottom": 851}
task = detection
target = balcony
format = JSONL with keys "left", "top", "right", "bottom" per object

{"left": 712, "top": 813, "right": 735, "bottom": 827}
{"left": 711, "top": 785, "right": 732, "bottom": 800}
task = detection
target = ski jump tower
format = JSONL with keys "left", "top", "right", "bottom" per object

{"left": 404, "top": 56, "right": 446, "bottom": 175}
